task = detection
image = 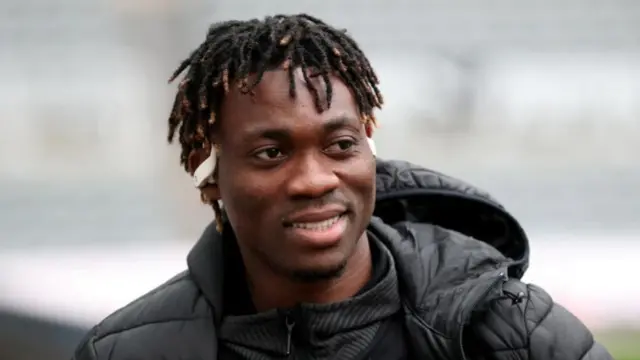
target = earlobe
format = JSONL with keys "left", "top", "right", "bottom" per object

{"left": 201, "top": 184, "right": 222, "bottom": 202}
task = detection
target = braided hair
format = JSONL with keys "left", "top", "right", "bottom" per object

{"left": 166, "top": 14, "right": 384, "bottom": 229}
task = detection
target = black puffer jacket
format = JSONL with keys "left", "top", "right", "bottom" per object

{"left": 72, "top": 159, "right": 612, "bottom": 360}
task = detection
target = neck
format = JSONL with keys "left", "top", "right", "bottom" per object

{"left": 245, "top": 233, "right": 372, "bottom": 311}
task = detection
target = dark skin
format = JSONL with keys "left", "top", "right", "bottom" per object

{"left": 189, "top": 68, "right": 376, "bottom": 311}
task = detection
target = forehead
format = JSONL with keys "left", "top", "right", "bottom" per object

{"left": 217, "top": 68, "right": 360, "bottom": 141}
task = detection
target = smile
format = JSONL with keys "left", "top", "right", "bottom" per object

{"left": 290, "top": 214, "right": 345, "bottom": 231}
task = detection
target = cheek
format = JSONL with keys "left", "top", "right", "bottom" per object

{"left": 340, "top": 157, "right": 376, "bottom": 200}
{"left": 217, "top": 170, "right": 275, "bottom": 226}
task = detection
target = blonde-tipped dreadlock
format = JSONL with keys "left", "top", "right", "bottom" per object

{"left": 167, "top": 14, "right": 384, "bottom": 230}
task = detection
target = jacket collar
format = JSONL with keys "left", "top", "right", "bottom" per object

{"left": 187, "top": 220, "right": 226, "bottom": 325}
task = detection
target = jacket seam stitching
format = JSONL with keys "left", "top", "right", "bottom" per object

{"left": 527, "top": 297, "right": 555, "bottom": 336}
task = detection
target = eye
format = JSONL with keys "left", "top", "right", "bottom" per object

{"left": 325, "top": 139, "right": 356, "bottom": 154}
{"left": 254, "top": 147, "right": 284, "bottom": 161}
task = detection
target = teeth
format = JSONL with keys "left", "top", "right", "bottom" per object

{"left": 291, "top": 215, "right": 342, "bottom": 231}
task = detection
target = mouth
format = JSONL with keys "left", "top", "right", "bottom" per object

{"left": 288, "top": 213, "right": 347, "bottom": 231}
{"left": 283, "top": 212, "right": 349, "bottom": 248}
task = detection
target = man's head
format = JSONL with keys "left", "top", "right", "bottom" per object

{"left": 167, "top": 14, "right": 383, "bottom": 283}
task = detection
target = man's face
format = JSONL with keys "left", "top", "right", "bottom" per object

{"left": 215, "top": 68, "right": 376, "bottom": 282}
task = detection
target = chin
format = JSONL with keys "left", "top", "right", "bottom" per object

{"left": 288, "top": 260, "right": 348, "bottom": 283}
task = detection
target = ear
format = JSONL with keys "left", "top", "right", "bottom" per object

{"left": 187, "top": 149, "right": 221, "bottom": 201}
{"left": 187, "top": 149, "right": 209, "bottom": 176}
{"left": 367, "top": 137, "right": 377, "bottom": 156}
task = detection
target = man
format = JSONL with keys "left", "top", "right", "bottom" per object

{"left": 72, "top": 14, "right": 612, "bottom": 360}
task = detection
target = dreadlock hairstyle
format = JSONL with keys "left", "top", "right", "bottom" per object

{"left": 167, "top": 14, "right": 384, "bottom": 231}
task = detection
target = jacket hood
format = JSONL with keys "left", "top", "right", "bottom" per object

{"left": 373, "top": 159, "right": 529, "bottom": 279}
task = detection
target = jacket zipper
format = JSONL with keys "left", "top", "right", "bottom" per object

{"left": 284, "top": 314, "right": 296, "bottom": 357}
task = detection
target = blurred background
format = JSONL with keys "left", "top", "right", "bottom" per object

{"left": 1, "top": 0, "right": 639, "bottom": 359}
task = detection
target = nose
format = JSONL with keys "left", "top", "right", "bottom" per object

{"left": 286, "top": 153, "right": 340, "bottom": 199}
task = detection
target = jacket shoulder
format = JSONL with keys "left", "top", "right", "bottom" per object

{"left": 72, "top": 270, "right": 216, "bottom": 359}
{"left": 370, "top": 219, "right": 515, "bottom": 358}
{"left": 466, "top": 279, "right": 613, "bottom": 359}
{"left": 94, "top": 270, "right": 211, "bottom": 337}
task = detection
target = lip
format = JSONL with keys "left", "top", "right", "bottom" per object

{"left": 284, "top": 215, "right": 348, "bottom": 249}
{"left": 284, "top": 205, "right": 348, "bottom": 225}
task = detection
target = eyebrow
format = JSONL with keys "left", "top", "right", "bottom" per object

{"left": 245, "top": 115, "right": 360, "bottom": 141}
